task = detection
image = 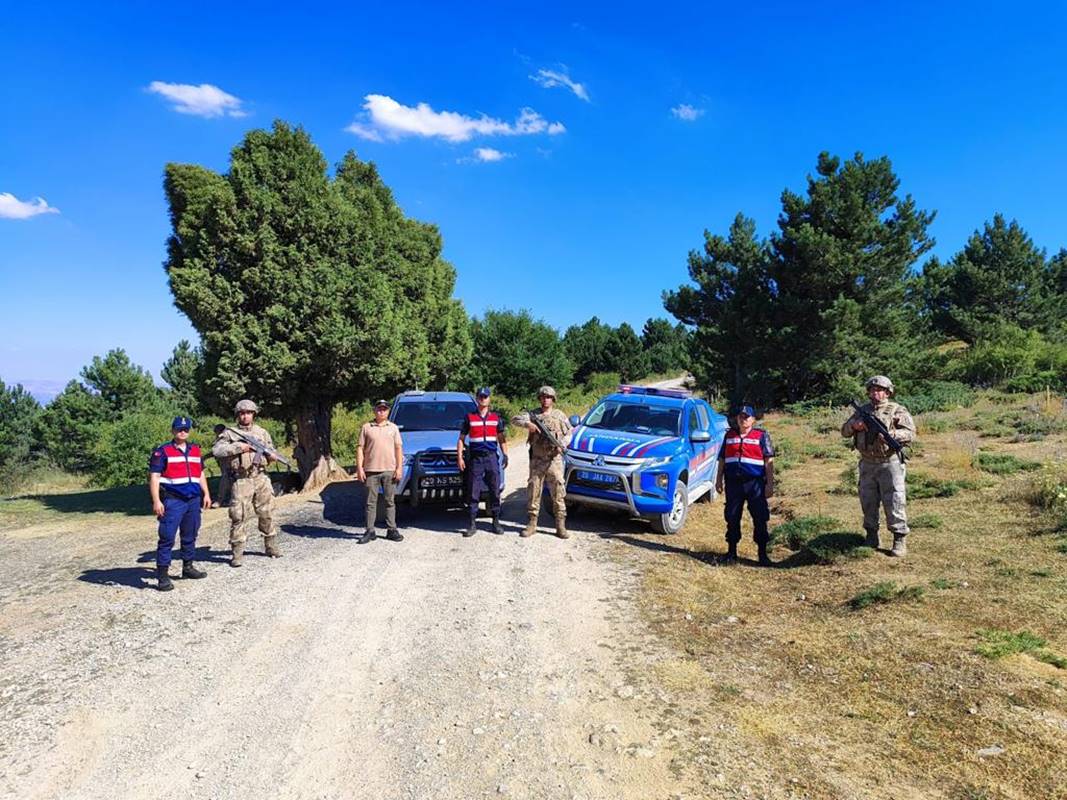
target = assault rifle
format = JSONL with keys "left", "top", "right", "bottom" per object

{"left": 511, "top": 411, "right": 567, "bottom": 452}
{"left": 224, "top": 426, "right": 294, "bottom": 469}
{"left": 849, "top": 401, "right": 907, "bottom": 464}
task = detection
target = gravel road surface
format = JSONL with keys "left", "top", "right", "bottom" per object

{"left": 0, "top": 443, "right": 683, "bottom": 800}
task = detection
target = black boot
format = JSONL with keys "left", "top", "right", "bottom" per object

{"left": 358, "top": 529, "right": 377, "bottom": 545}
{"left": 156, "top": 566, "right": 174, "bottom": 592}
{"left": 757, "top": 543, "right": 772, "bottom": 567}
{"left": 724, "top": 542, "right": 738, "bottom": 563}
{"left": 491, "top": 515, "right": 503, "bottom": 535}
{"left": 463, "top": 519, "right": 477, "bottom": 537}
{"left": 182, "top": 560, "right": 207, "bottom": 579}
{"left": 386, "top": 529, "right": 404, "bottom": 542}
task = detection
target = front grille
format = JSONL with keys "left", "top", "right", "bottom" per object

{"left": 416, "top": 451, "right": 458, "bottom": 468}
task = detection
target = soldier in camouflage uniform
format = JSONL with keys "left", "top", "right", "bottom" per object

{"left": 212, "top": 399, "right": 283, "bottom": 567}
{"left": 841, "top": 376, "right": 916, "bottom": 557}
{"left": 519, "top": 386, "right": 573, "bottom": 539}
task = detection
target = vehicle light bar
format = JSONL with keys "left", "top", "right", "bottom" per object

{"left": 617, "top": 384, "right": 692, "bottom": 399}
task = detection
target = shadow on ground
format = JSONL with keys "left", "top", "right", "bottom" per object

{"left": 31, "top": 484, "right": 149, "bottom": 516}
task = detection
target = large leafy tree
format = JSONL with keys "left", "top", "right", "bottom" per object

{"left": 640, "top": 318, "right": 690, "bottom": 375}
{"left": 0, "top": 380, "right": 43, "bottom": 489}
{"left": 922, "top": 214, "right": 1048, "bottom": 343}
{"left": 563, "top": 317, "right": 619, "bottom": 383}
{"left": 664, "top": 213, "right": 778, "bottom": 404}
{"left": 668, "top": 153, "right": 935, "bottom": 405}
{"left": 161, "top": 339, "right": 205, "bottom": 416}
{"left": 462, "top": 309, "right": 573, "bottom": 398}
{"left": 607, "top": 322, "right": 650, "bottom": 382}
{"left": 163, "top": 121, "right": 471, "bottom": 490}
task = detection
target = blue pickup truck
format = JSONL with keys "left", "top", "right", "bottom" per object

{"left": 389, "top": 391, "right": 506, "bottom": 508}
{"left": 563, "top": 385, "right": 729, "bottom": 533}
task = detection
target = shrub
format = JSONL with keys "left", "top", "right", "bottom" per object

{"left": 770, "top": 515, "right": 840, "bottom": 550}
{"left": 1023, "top": 466, "right": 1067, "bottom": 530}
{"left": 974, "top": 629, "right": 1065, "bottom": 668}
{"left": 908, "top": 471, "right": 979, "bottom": 498}
{"left": 828, "top": 464, "right": 858, "bottom": 495}
{"left": 849, "top": 581, "right": 925, "bottom": 610}
{"left": 331, "top": 403, "right": 373, "bottom": 467}
{"left": 896, "top": 381, "right": 976, "bottom": 414}
{"left": 973, "top": 451, "right": 1042, "bottom": 475}
{"left": 803, "top": 532, "right": 873, "bottom": 564}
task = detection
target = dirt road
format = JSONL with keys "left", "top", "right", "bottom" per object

{"left": 0, "top": 444, "right": 684, "bottom": 800}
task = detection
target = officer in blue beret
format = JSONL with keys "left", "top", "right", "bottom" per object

{"left": 148, "top": 416, "right": 212, "bottom": 591}
{"left": 715, "top": 405, "right": 776, "bottom": 566}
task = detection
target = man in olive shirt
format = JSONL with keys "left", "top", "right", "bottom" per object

{"left": 356, "top": 400, "right": 404, "bottom": 544}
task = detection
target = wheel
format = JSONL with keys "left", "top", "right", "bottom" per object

{"left": 651, "top": 481, "right": 688, "bottom": 534}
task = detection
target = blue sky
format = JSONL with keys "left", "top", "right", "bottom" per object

{"left": 3, "top": 2, "right": 1066, "bottom": 398}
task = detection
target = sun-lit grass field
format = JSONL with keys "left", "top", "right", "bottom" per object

{"left": 613, "top": 391, "right": 1067, "bottom": 799}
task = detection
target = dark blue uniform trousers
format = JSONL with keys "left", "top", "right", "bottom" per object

{"left": 468, "top": 452, "right": 501, "bottom": 521}
{"left": 723, "top": 475, "right": 770, "bottom": 545}
{"left": 157, "top": 493, "right": 202, "bottom": 567}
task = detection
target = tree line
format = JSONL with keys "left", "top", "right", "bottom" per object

{"left": 2, "top": 125, "right": 1063, "bottom": 494}
{"left": 666, "top": 152, "right": 1066, "bottom": 407}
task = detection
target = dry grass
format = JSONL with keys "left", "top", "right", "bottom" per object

{"left": 606, "top": 392, "right": 1067, "bottom": 800}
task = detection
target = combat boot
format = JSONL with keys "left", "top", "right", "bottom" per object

{"left": 724, "top": 542, "right": 738, "bottom": 563}
{"left": 521, "top": 516, "right": 537, "bottom": 538}
{"left": 230, "top": 544, "right": 244, "bottom": 568}
{"left": 864, "top": 529, "right": 880, "bottom": 549}
{"left": 463, "top": 519, "right": 477, "bottom": 538}
{"left": 182, "top": 561, "right": 207, "bottom": 579}
{"left": 156, "top": 566, "right": 174, "bottom": 592}
{"left": 264, "top": 536, "right": 283, "bottom": 558}
{"left": 491, "top": 515, "right": 503, "bottom": 535}
{"left": 358, "top": 529, "right": 377, "bottom": 545}
{"left": 757, "top": 543, "right": 772, "bottom": 567}
{"left": 555, "top": 518, "right": 570, "bottom": 539}
{"left": 890, "top": 536, "right": 908, "bottom": 558}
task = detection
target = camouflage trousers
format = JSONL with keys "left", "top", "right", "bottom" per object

{"left": 858, "top": 459, "right": 908, "bottom": 537}
{"left": 229, "top": 472, "right": 275, "bottom": 545}
{"left": 528, "top": 455, "right": 566, "bottom": 519}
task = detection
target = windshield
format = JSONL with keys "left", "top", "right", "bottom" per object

{"left": 583, "top": 401, "right": 680, "bottom": 436}
{"left": 392, "top": 401, "right": 474, "bottom": 431}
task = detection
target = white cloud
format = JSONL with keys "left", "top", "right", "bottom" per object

{"left": 147, "top": 81, "right": 247, "bottom": 118}
{"left": 458, "top": 147, "right": 513, "bottom": 164}
{"left": 530, "top": 68, "right": 590, "bottom": 102}
{"left": 671, "top": 103, "right": 705, "bottom": 122}
{"left": 346, "top": 95, "right": 565, "bottom": 143}
{"left": 0, "top": 192, "right": 59, "bottom": 220}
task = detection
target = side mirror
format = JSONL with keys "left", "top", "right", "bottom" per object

{"left": 569, "top": 414, "right": 582, "bottom": 426}
{"left": 690, "top": 430, "right": 712, "bottom": 443}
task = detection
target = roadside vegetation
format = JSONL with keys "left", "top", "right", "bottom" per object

{"left": 612, "top": 389, "right": 1066, "bottom": 800}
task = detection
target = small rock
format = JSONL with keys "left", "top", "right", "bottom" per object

{"left": 437, "top": 738, "right": 446, "bottom": 746}
{"left": 615, "top": 685, "right": 635, "bottom": 699}
{"left": 726, "top": 615, "right": 739, "bottom": 624}
{"left": 497, "top": 783, "right": 508, "bottom": 794}
{"left": 968, "top": 707, "right": 978, "bottom": 715}
{"left": 907, "top": 709, "right": 917, "bottom": 718}
{"left": 473, "top": 727, "right": 485, "bottom": 735}
{"left": 588, "top": 733, "right": 603, "bottom": 747}
{"left": 977, "top": 745, "right": 1005, "bottom": 758}
{"left": 684, "top": 613, "right": 693, "bottom": 621}
{"left": 796, "top": 593, "right": 806, "bottom": 601}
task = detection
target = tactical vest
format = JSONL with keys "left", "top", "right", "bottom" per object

{"left": 466, "top": 411, "right": 501, "bottom": 454}
{"left": 157, "top": 442, "right": 203, "bottom": 498}
{"left": 723, "top": 429, "right": 767, "bottom": 478}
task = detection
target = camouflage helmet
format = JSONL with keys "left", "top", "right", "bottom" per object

{"left": 234, "top": 399, "right": 259, "bottom": 414}
{"left": 865, "top": 375, "right": 895, "bottom": 395}
{"left": 538, "top": 385, "right": 557, "bottom": 399}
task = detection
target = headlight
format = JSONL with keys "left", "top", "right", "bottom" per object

{"left": 642, "top": 456, "right": 673, "bottom": 468}
{"left": 655, "top": 473, "right": 670, "bottom": 489}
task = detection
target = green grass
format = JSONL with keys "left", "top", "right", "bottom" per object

{"left": 910, "top": 513, "right": 944, "bottom": 529}
{"left": 930, "top": 578, "right": 957, "bottom": 590}
{"left": 974, "top": 629, "right": 1066, "bottom": 669}
{"left": 908, "top": 471, "right": 981, "bottom": 499}
{"left": 802, "top": 532, "right": 873, "bottom": 564}
{"left": 973, "top": 451, "right": 1042, "bottom": 475}
{"left": 769, "top": 515, "right": 841, "bottom": 550}
{"left": 849, "top": 581, "right": 925, "bottom": 610}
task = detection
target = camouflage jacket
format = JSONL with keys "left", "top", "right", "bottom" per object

{"left": 527, "top": 408, "right": 573, "bottom": 462}
{"left": 842, "top": 401, "right": 915, "bottom": 462}
{"left": 212, "top": 424, "right": 275, "bottom": 474}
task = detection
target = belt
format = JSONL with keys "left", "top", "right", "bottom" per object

{"left": 233, "top": 468, "right": 266, "bottom": 479}
{"left": 470, "top": 450, "right": 497, "bottom": 458}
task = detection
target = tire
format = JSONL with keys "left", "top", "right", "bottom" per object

{"left": 651, "top": 481, "right": 688, "bottom": 534}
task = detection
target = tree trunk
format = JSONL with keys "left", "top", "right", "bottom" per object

{"left": 294, "top": 401, "right": 349, "bottom": 493}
